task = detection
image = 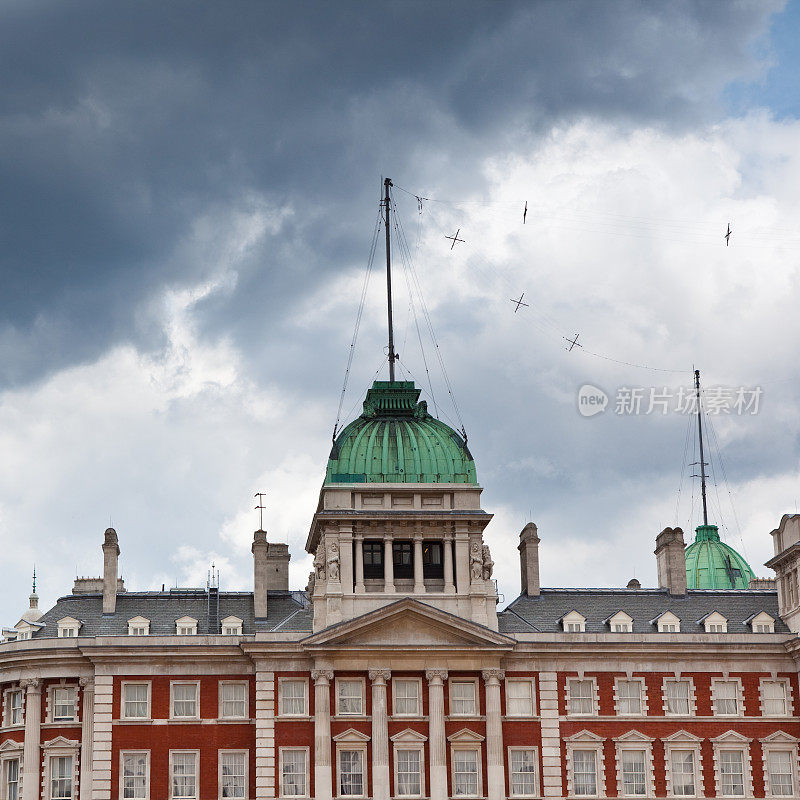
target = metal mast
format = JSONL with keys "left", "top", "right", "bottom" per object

{"left": 383, "top": 177, "right": 397, "bottom": 382}
{"left": 694, "top": 368, "right": 709, "bottom": 526}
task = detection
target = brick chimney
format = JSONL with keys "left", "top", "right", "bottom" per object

{"left": 102, "top": 527, "right": 120, "bottom": 614}
{"left": 252, "top": 530, "right": 269, "bottom": 619}
{"left": 518, "top": 523, "right": 541, "bottom": 597}
{"left": 655, "top": 526, "right": 687, "bottom": 596}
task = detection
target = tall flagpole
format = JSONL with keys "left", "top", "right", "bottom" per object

{"left": 694, "top": 369, "right": 709, "bottom": 526}
{"left": 383, "top": 177, "right": 397, "bottom": 382}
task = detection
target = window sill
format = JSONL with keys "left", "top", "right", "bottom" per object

{"left": 43, "top": 721, "right": 80, "bottom": 728}
{"left": 115, "top": 719, "right": 153, "bottom": 724}
{"left": 277, "top": 715, "right": 313, "bottom": 721}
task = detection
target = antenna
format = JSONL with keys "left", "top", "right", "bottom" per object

{"left": 254, "top": 492, "right": 266, "bottom": 531}
{"left": 694, "top": 369, "right": 709, "bottom": 526}
{"left": 383, "top": 177, "right": 397, "bottom": 382}
{"left": 32, "top": 566, "right": 36, "bottom": 594}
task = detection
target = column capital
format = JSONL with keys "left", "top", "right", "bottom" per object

{"left": 78, "top": 677, "right": 94, "bottom": 689}
{"left": 481, "top": 669, "right": 505, "bottom": 685}
{"left": 368, "top": 669, "right": 391, "bottom": 684}
{"left": 20, "top": 678, "right": 40, "bottom": 692}
{"left": 311, "top": 669, "right": 334, "bottom": 685}
{"left": 425, "top": 669, "right": 448, "bottom": 685}
{"left": 354, "top": 531, "right": 364, "bottom": 541}
{"left": 383, "top": 532, "right": 393, "bottom": 541}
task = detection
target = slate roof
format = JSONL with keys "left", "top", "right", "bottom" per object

{"left": 33, "top": 590, "right": 313, "bottom": 638}
{"left": 499, "top": 588, "right": 788, "bottom": 635}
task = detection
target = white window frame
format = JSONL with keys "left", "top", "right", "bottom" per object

{"left": 450, "top": 746, "right": 482, "bottom": 798}
{"left": 170, "top": 681, "right": 200, "bottom": 721}
{"left": 507, "top": 746, "right": 539, "bottom": 798}
{"left": 119, "top": 750, "right": 150, "bottom": 800}
{"left": 663, "top": 731, "right": 703, "bottom": 799}
{"left": 169, "top": 750, "right": 199, "bottom": 800}
{"left": 221, "top": 616, "right": 243, "bottom": 636}
{"left": 279, "top": 747, "right": 309, "bottom": 798}
{"left": 3, "top": 688, "right": 24, "bottom": 727}
{"left": 760, "top": 678, "right": 792, "bottom": 717}
{"left": 614, "top": 678, "right": 647, "bottom": 717}
{"left": 749, "top": 611, "right": 775, "bottom": 633}
{"left": 654, "top": 611, "right": 681, "bottom": 633}
{"left": 391, "top": 678, "right": 422, "bottom": 718}
{"left": 0, "top": 740, "right": 24, "bottom": 800}
{"left": 120, "top": 682, "right": 151, "bottom": 721}
{"left": 566, "top": 677, "right": 598, "bottom": 717}
{"left": 335, "top": 678, "right": 365, "bottom": 717}
{"left": 505, "top": 677, "right": 536, "bottom": 718}
{"left": 41, "top": 738, "right": 80, "bottom": 800}
{"left": 219, "top": 681, "right": 249, "bottom": 720}
{"left": 56, "top": 618, "right": 81, "bottom": 639}
{"left": 662, "top": 677, "right": 695, "bottom": 717}
{"left": 760, "top": 732, "right": 799, "bottom": 798}
{"left": 48, "top": 685, "right": 78, "bottom": 723}
{"left": 711, "top": 732, "right": 753, "bottom": 798}
{"left": 703, "top": 611, "right": 728, "bottom": 633}
{"left": 566, "top": 731, "right": 605, "bottom": 798}
{"left": 614, "top": 731, "right": 654, "bottom": 798}
{"left": 448, "top": 678, "right": 479, "bottom": 718}
{"left": 278, "top": 678, "right": 308, "bottom": 718}
{"left": 608, "top": 611, "right": 633, "bottom": 633}
{"left": 333, "top": 729, "right": 370, "bottom": 799}
{"left": 127, "top": 617, "right": 150, "bottom": 637}
{"left": 712, "top": 678, "right": 744, "bottom": 717}
{"left": 218, "top": 750, "right": 248, "bottom": 800}
{"left": 562, "top": 611, "right": 586, "bottom": 632}
{"left": 175, "top": 617, "right": 198, "bottom": 636}
{"left": 391, "top": 730, "right": 426, "bottom": 798}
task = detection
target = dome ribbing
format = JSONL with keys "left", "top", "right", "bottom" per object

{"left": 685, "top": 524, "right": 755, "bottom": 590}
{"left": 326, "top": 381, "right": 477, "bottom": 484}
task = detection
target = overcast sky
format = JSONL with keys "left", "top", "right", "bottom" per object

{"left": 2, "top": 0, "right": 800, "bottom": 618}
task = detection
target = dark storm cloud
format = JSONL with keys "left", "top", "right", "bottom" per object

{"left": 0, "top": 0, "right": 782, "bottom": 386}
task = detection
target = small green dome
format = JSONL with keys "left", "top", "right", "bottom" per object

{"left": 685, "top": 524, "right": 755, "bottom": 590}
{"left": 326, "top": 381, "right": 477, "bottom": 484}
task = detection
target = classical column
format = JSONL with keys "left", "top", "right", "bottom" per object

{"left": 413, "top": 532, "right": 424, "bottom": 594}
{"left": 312, "top": 670, "right": 334, "bottom": 800}
{"left": 426, "top": 669, "right": 448, "bottom": 800}
{"left": 354, "top": 533, "right": 365, "bottom": 593}
{"left": 443, "top": 532, "right": 455, "bottom": 594}
{"left": 454, "top": 525, "right": 470, "bottom": 594}
{"left": 383, "top": 535, "right": 395, "bottom": 593}
{"left": 369, "top": 670, "right": 391, "bottom": 800}
{"left": 482, "top": 670, "right": 505, "bottom": 800}
{"left": 79, "top": 679, "right": 94, "bottom": 800}
{"left": 21, "top": 679, "right": 41, "bottom": 800}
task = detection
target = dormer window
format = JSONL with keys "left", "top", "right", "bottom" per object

{"left": 561, "top": 611, "right": 586, "bottom": 633}
{"left": 748, "top": 611, "right": 775, "bottom": 633}
{"left": 57, "top": 618, "right": 81, "bottom": 638}
{"left": 701, "top": 611, "right": 728, "bottom": 633}
{"left": 127, "top": 617, "right": 150, "bottom": 636}
{"left": 606, "top": 611, "right": 633, "bottom": 633}
{"left": 221, "top": 616, "right": 243, "bottom": 636}
{"left": 175, "top": 616, "right": 198, "bottom": 636}
{"left": 652, "top": 611, "right": 681, "bottom": 632}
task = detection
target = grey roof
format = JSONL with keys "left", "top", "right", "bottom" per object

{"left": 499, "top": 588, "right": 789, "bottom": 635}
{"left": 33, "top": 590, "right": 313, "bottom": 638}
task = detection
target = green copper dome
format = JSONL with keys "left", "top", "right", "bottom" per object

{"left": 685, "top": 524, "right": 755, "bottom": 590}
{"left": 326, "top": 381, "right": 477, "bottom": 484}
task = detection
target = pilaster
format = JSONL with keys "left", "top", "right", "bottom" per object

{"left": 21, "top": 679, "right": 41, "bottom": 800}
{"left": 90, "top": 674, "right": 113, "bottom": 800}
{"left": 413, "top": 532, "right": 424, "bottom": 594}
{"left": 538, "top": 672, "right": 563, "bottom": 798}
{"left": 354, "top": 533, "right": 365, "bottom": 594}
{"left": 482, "top": 669, "right": 505, "bottom": 800}
{"left": 369, "top": 669, "right": 391, "bottom": 800}
{"left": 426, "top": 669, "right": 448, "bottom": 800}
{"left": 79, "top": 678, "right": 94, "bottom": 800}
{"left": 383, "top": 535, "right": 395, "bottom": 593}
{"left": 312, "top": 670, "right": 334, "bottom": 800}
{"left": 254, "top": 667, "right": 276, "bottom": 798}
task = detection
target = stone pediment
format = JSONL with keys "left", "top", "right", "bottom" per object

{"left": 302, "top": 598, "right": 515, "bottom": 652}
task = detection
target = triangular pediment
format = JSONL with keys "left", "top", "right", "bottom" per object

{"left": 663, "top": 730, "right": 703, "bottom": 744}
{"left": 0, "top": 740, "right": 23, "bottom": 752}
{"left": 302, "top": 599, "right": 515, "bottom": 652}
{"left": 565, "top": 730, "right": 605, "bottom": 743}
{"left": 332, "top": 728, "right": 371, "bottom": 743}
{"left": 711, "top": 730, "right": 751, "bottom": 744}
{"left": 613, "top": 729, "right": 654, "bottom": 744}
{"left": 760, "top": 730, "right": 799, "bottom": 744}
{"left": 447, "top": 728, "right": 485, "bottom": 743}
{"left": 42, "top": 736, "right": 79, "bottom": 749}
{"left": 390, "top": 728, "right": 428, "bottom": 743}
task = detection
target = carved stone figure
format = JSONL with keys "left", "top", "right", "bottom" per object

{"left": 482, "top": 544, "right": 494, "bottom": 580}
{"left": 327, "top": 542, "right": 340, "bottom": 582}
{"left": 314, "top": 548, "right": 326, "bottom": 580}
{"left": 470, "top": 541, "right": 483, "bottom": 581}
{"left": 306, "top": 571, "right": 316, "bottom": 595}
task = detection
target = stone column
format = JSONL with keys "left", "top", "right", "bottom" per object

{"left": 312, "top": 670, "right": 334, "bottom": 800}
{"left": 383, "top": 535, "right": 395, "bottom": 593}
{"left": 413, "top": 532, "right": 424, "bottom": 594}
{"left": 79, "top": 679, "right": 94, "bottom": 800}
{"left": 443, "top": 532, "right": 455, "bottom": 594}
{"left": 426, "top": 669, "right": 448, "bottom": 800}
{"left": 482, "top": 670, "right": 505, "bottom": 800}
{"left": 454, "top": 526, "right": 470, "bottom": 594}
{"left": 21, "top": 679, "right": 41, "bottom": 800}
{"left": 354, "top": 533, "right": 365, "bottom": 593}
{"left": 369, "top": 670, "right": 391, "bottom": 800}
{"left": 340, "top": 527, "right": 354, "bottom": 595}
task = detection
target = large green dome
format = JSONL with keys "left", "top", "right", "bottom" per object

{"left": 685, "top": 524, "right": 755, "bottom": 590}
{"left": 326, "top": 381, "right": 477, "bottom": 484}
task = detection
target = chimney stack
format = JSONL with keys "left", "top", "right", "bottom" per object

{"left": 252, "top": 530, "right": 269, "bottom": 619}
{"left": 518, "top": 522, "right": 541, "bottom": 597}
{"left": 266, "top": 542, "right": 290, "bottom": 592}
{"left": 102, "top": 527, "right": 120, "bottom": 614}
{"left": 654, "top": 526, "right": 687, "bottom": 596}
